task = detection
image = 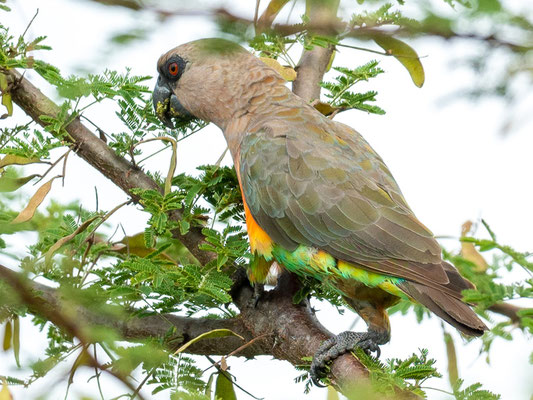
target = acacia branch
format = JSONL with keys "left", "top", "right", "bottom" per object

{"left": 291, "top": 0, "right": 337, "bottom": 102}
{"left": 0, "top": 263, "right": 258, "bottom": 356}
{"left": 0, "top": 263, "right": 376, "bottom": 396}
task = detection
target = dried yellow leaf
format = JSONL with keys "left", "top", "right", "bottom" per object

{"left": 260, "top": 57, "right": 297, "bottom": 81}
{"left": 0, "top": 380, "right": 12, "bottom": 400}
{"left": 313, "top": 101, "right": 337, "bottom": 116}
{"left": 0, "top": 155, "right": 43, "bottom": 168}
{"left": 11, "top": 176, "right": 59, "bottom": 224}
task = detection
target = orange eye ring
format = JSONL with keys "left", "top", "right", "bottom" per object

{"left": 168, "top": 62, "right": 179, "bottom": 76}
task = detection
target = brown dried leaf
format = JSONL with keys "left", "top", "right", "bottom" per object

{"left": 45, "top": 216, "right": 99, "bottom": 265}
{"left": 11, "top": 176, "right": 59, "bottom": 224}
{"left": 460, "top": 221, "right": 489, "bottom": 272}
{"left": 220, "top": 356, "right": 228, "bottom": 371}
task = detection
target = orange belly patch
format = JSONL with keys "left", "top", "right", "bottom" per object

{"left": 243, "top": 198, "right": 274, "bottom": 259}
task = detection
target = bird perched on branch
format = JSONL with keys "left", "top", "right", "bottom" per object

{"left": 153, "top": 38, "right": 487, "bottom": 385}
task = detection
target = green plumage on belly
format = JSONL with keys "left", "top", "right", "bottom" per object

{"left": 269, "top": 244, "right": 409, "bottom": 300}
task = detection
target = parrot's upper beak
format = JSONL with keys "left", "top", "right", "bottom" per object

{"left": 153, "top": 77, "right": 193, "bottom": 129}
{"left": 153, "top": 80, "right": 175, "bottom": 128}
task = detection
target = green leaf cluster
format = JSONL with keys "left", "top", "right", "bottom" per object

{"left": 321, "top": 62, "right": 386, "bottom": 115}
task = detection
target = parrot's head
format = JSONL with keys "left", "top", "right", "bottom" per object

{"left": 153, "top": 38, "right": 262, "bottom": 129}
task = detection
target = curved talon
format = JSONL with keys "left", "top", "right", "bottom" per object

{"left": 309, "top": 330, "right": 383, "bottom": 386}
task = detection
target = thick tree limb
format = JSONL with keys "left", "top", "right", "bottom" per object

{"left": 0, "top": 263, "right": 260, "bottom": 356}
{"left": 233, "top": 272, "right": 370, "bottom": 393}
{"left": 0, "top": 263, "right": 372, "bottom": 394}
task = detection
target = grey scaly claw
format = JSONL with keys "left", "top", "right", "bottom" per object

{"left": 309, "top": 331, "right": 382, "bottom": 386}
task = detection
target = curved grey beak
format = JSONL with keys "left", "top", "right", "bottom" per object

{"left": 153, "top": 78, "right": 194, "bottom": 129}
{"left": 153, "top": 80, "right": 175, "bottom": 128}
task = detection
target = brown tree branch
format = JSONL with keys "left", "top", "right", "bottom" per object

{"left": 93, "top": 5, "right": 530, "bottom": 53}
{"left": 0, "top": 263, "right": 260, "bottom": 356}
{"left": 233, "top": 272, "right": 370, "bottom": 393}
{"left": 0, "top": 263, "right": 375, "bottom": 396}
{"left": 291, "top": 0, "right": 337, "bottom": 102}
{"left": 488, "top": 302, "right": 523, "bottom": 324}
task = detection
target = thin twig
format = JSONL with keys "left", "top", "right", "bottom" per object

{"left": 22, "top": 8, "right": 39, "bottom": 38}
{"left": 34, "top": 148, "right": 71, "bottom": 185}
{"left": 205, "top": 355, "right": 264, "bottom": 400}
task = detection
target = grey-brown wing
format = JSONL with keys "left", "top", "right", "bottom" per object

{"left": 239, "top": 118, "right": 449, "bottom": 285}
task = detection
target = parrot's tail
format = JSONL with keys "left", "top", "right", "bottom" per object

{"left": 399, "top": 279, "right": 488, "bottom": 336}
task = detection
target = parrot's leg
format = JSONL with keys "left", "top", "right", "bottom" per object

{"left": 251, "top": 283, "right": 265, "bottom": 308}
{"left": 310, "top": 297, "right": 392, "bottom": 386}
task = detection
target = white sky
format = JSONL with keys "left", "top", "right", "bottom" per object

{"left": 1, "top": 0, "right": 532, "bottom": 399}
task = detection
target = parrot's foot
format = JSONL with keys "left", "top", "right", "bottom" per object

{"left": 310, "top": 330, "right": 384, "bottom": 387}
{"left": 250, "top": 283, "right": 265, "bottom": 308}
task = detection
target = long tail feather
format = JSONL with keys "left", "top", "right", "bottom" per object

{"left": 398, "top": 281, "right": 487, "bottom": 336}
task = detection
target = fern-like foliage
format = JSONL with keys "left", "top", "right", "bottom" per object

{"left": 452, "top": 379, "right": 501, "bottom": 400}
{"left": 321, "top": 62, "right": 385, "bottom": 115}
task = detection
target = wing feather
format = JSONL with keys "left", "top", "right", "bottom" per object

{"left": 239, "top": 117, "right": 449, "bottom": 287}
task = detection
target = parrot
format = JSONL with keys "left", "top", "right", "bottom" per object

{"left": 152, "top": 38, "right": 488, "bottom": 385}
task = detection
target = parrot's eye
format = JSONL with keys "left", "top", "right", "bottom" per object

{"left": 168, "top": 62, "right": 179, "bottom": 76}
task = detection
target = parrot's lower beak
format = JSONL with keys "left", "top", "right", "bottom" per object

{"left": 153, "top": 80, "right": 193, "bottom": 129}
